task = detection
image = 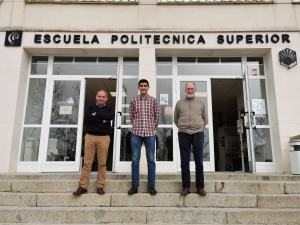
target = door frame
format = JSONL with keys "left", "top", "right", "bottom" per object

{"left": 175, "top": 76, "right": 215, "bottom": 172}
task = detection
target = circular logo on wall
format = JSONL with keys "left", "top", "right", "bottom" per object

{"left": 279, "top": 48, "right": 297, "bottom": 69}
{"left": 4, "top": 31, "right": 23, "bottom": 47}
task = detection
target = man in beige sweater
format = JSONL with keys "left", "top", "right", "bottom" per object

{"left": 174, "top": 82, "right": 208, "bottom": 196}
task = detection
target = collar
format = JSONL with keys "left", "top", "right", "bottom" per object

{"left": 96, "top": 103, "right": 106, "bottom": 108}
{"left": 185, "top": 96, "right": 195, "bottom": 101}
{"left": 138, "top": 94, "right": 149, "bottom": 100}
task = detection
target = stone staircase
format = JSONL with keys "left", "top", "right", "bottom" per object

{"left": 1, "top": 172, "right": 300, "bottom": 224}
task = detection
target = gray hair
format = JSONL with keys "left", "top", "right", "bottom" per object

{"left": 96, "top": 89, "right": 108, "bottom": 97}
{"left": 185, "top": 82, "right": 196, "bottom": 89}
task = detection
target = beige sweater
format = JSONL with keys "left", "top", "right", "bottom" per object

{"left": 174, "top": 96, "right": 208, "bottom": 135}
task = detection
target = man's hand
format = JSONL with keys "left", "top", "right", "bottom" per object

{"left": 92, "top": 113, "right": 95, "bottom": 116}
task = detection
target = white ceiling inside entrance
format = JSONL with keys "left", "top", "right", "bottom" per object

{"left": 211, "top": 79, "right": 243, "bottom": 115}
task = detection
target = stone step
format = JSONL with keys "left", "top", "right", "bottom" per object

{"left": 1, "top": 172, "right": 300, "bottom": 181}
{"left": 2, "top": 192, "right": 300, "bottom": 209}
{"left": 1, "top": 206, "right": 300, "bottom": 224}
{"left": 7, "top": 179, "right": 300, "bottom": 194}
{"left": 0, "top": 192, "right": 260, "bottom": 208}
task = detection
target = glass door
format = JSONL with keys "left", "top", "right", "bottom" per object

{"left": 40, "top": 77, "right": 86, "bottom": 172}
{"left": 176, "top": 77, "right": 214, "bottom": 172}
{"left": 243, "top": 63, "right": 275, "bottom": 173}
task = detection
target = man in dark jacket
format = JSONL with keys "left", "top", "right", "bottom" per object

{"left": 73, "top": 89, "right": 115, "bottom": 195}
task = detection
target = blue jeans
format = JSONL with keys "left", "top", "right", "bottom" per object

{"left": 131, "top": 133, "right": 156, "bottom": 188}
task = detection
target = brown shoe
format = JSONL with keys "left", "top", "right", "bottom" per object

{"left": 128, "top": 187, "right": 138, "bottom": 195}
{"left": 197, "top": 188, "right": 206, "bottom": 196}
{"left": 97, "top": 188, "right": 105, "bottom": 195}
{"left": 148, "top": 187, "right": 157, "bottom": 195}
{"left": 181, "top": 188, "right": 190, "bottom": 196}
{"left": 73, "top": 187, "right": 87, "bottom": 195}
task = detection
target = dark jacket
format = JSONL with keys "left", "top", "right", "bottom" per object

{"left": 85, "top": 104, "right": 115, "bottom": 136}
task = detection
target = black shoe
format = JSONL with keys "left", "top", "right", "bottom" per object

{"left": 181, "top": 188, "right": 190, "bottom": 196}
{"left": 148, "top": 187, "right": 157, "bottom": 195}
{"left": 128, "top": 187, "right": 138, "bottom": 195}
{"left": 197, "top": 188, "right": 206, "bottom": 196}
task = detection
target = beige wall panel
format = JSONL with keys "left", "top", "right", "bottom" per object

{"left": 137, "top": 5, "right": 158, "bottom": 30}
{"left": 158, "top": 5, "right": 276, "bottom": 31}
{"left": 273, "top": 71, "right": 300, "bottom": 124}
{"left": 0, "top": 2, "right": 13, "bottom": 29}
{"left": 0, "top": 71, "right": 22, "bottom": 172}
{"left": 10, "top": 2, "right": 25, "bottom": 29}
{"left": 139, "top": 48, "right": 155, "bottom": 72}
{"left": 23, "top": 5, "right": 138, "bottom": 31}
{"left": 280, "top": 136, "right": 291, "bottom": 173}
{"left": 0, "top": 46, "right": 23, "bottom": 73}
{"left": 279, "top": 124, "right": 300, "bottom": 137}
{"left": 274, "top": 4, "right": 297, "bottom": 29}
{"left": 294, "top": 5, "right": 300, "bottom": 30}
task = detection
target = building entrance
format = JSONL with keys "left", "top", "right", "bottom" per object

{"left": 212, "top": 79, "right": 248, "bottom": 172}
{"left": 83, "top": 78, "right": 117, "bottom": 172}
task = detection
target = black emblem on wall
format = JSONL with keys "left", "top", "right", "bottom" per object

{"left": 279, "top": 48, "right": 297, "bottom": 69}
{"left": 4, "top": 31, "right": 23, "bottom": 46}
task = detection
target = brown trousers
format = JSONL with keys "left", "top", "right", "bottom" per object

{"left": 80, "top": 134, "right": 110, "bottom": 189}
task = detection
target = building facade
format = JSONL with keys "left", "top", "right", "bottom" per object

{"left": 0, "top": 0, "right": 300, "bottom": 174}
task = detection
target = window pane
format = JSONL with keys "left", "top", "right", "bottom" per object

{"left": 178, "top": 57, "right": 241, "bottom": 75}
{"left": 123, "top": 57, "right": 139, "bottom": 75}
{"left": 121, "top": 79, "right": 138, "bottom": 125}
{"left": 19, "top": 128, "right": 41, "bottom": 161}
{"left": 47, "top": 128, "right": 77, "bottom": 161}
{"left": 156, "top": 57, "right": 172, "bottom": 75}
{"left": 249, "top": 79, "right": 269, "bottom": 125}
{"left": 247, "top": 57, "right": 265, "bottom": 76}
{"left": 30, "top": 56, "right": 48, "bottom": 75}
{"left": 53, "top": 57, "right": 118, "bottom": 75}
{"left": 156, "top": 128, "right": 173, "bottom": 161}
{"left": 24, "top": 78, "right": 46, "bottom": 124}
{"left": 253, "top": 128, "right": 272, "bottom": 162}
{"left": 51, "top": 80, "right": 81, "bottom": 125}
{"left": 157, "top": 79, "right": 173, "bottom": 125}
{"left": 120, "top": 128, "right": 132, "bottom": 161}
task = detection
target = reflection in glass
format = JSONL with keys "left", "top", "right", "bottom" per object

{"left": 121, "top": 79, "right": 138, "bottom": 125}
{"left": 47, "top": 128, "right": 77, "bottom": 161}
{"left": 30, "top": 56, "right": 48, "bottom": 75}
{"left": 123, "top": 57, "right": 139, "bottom": 75}
{"left": 156, "top": 57, "right": 172, "bottom": 75}
{"left": 249, "top": 79, "right": 269, "bottom": 125}
{"left": 190, "top": 128, "right": 210, "bottom": 161}
{"left": 247, "top": 57, "right": 265, "bottom": 76}
{"left": 51, "top": 80, "right": 81, "bottom": 125}
{"left": 120, "top": 128, "right": 132, "bottom": 161}
{"left": 156, "top": 128, "right": 173, "bottom": 161}
{"left": 157, "top": 79, "right": 173, "bottom": 125}
{"left": 20, "top": 128, "right": 41, "bottom": 161}
{"left": 253, "top": 128, "right": 272, "bottom": 162}
{"left": 180, "top": 81, "right": 208, "bottom": 119}
{"left": 178, "top": 57, "right": 242, "bottom": 75}
{"left": 53, "top": 57, "right": 118, "bottom": 75}
{"left": 24, "top": 78, "right": 46, "bottom": 124}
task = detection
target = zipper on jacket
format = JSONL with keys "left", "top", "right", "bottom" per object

{"left": 189, "top": 99, "right": 191, "bottom": 130}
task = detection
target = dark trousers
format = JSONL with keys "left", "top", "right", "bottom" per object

{"left": 178, "top": 132, "right": 204, "bottom": 189}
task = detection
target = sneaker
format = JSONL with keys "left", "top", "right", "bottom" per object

{"left": 197, "top": 188, "right": 206, "bottom": 196}
{"left": 181, "top": 187, "right": 190, "bottom": 196}
{"left": 97, "top": 188, "right": 105, "bottom": 195}
{"left": 148, "top": 187, "right": 157, "bottom": 195}
{"left": 128, "top": 187, "right": 138, "bottom": 195}
{"left": 73, "top": 187, "right": 87, "bottom": 195}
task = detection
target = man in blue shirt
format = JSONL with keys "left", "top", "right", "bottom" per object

{"left": 73, "top": 89, "right": 115, "bottom": 195}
